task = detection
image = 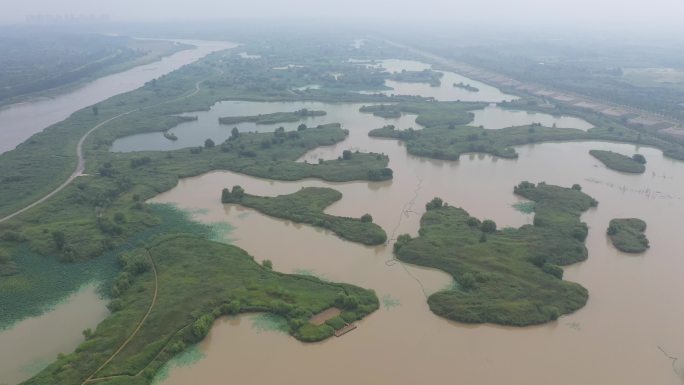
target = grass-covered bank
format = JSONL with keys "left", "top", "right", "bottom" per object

{"left": 218, "top": 108, "right": 326, "bottom": 125}
{"left": 393, "top": 182, "right": 597, "bottom": 326}
{"left": 0, "top": 124, "right": 392, "bottom": 267}
{"left": 589, "top": 150, "right": 646, "bottom": 173}
{"left": 607, "top": 218, "right": 649, "bottom": 253}
{"left": 388, "top": 69, "right": 443, "bottom": 86}
{"left": 368, "top": 99, "right": 684, "bottom": 162}
{"left": 360, "top": 101, "right": 484, "bottom": 127}
{"left": 0, "top": 204, "right": 223, "bottom": 331}
{"left": 0, "top": 41, "right": 420, "bottom": 219}
{"left": 222, "top": 186, "right": 387, "bottom": 245}
{"left": 23, "top": 235, "right": 378, "bottom": 385}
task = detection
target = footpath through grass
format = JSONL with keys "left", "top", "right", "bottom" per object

{"left": 23, "top": 235, "right": 378, "bottom": 385}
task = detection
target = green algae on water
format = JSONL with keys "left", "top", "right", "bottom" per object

{"left": 152, "top": 344, "right": 205, "bottom": 384}
{"left": 250, "top": 313, "right": 290, "bottom": 334}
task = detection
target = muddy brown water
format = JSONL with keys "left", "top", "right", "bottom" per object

{"left": 0, "top": 39, "right": 237, "bottom": 385}
{"left": 0, "top": 39, "right": 237, "bottom": 155}
{"left": 145, "top": 59, "right": 682, "bottom": 385}
{"left": 150, "top": 113, "right": 684, "bottom": 384}
{"left": 4, "top": 54, "right": 682, "bottom": 384}
{"left": 0, "top": 285, "right": 108, "bottom": 384}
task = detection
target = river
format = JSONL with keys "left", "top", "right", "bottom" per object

{"left": 0, "top": 38, "right": 237, "bottom": 385}
{"left": 139, "top": 60, "right": 683, "bottom": 385}
{"left": 0, "top": 38, "right": 237, "bottom": 155}
{"left": 4, "top": 52, "right": 683, "bottom": 385}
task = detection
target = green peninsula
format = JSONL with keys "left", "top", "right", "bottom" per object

{"left": 218, "top": 108, "right": 326, "bottom": 125}
{"left": 222, "top": 186, "right": 387, "bottom": 245}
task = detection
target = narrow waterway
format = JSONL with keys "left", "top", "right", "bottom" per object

{"left": 0, "top": 38, "right": 237, "bottom": 385}
{"left": 0, "top": 39, "right": 237, "bottom": 155}
{"left": 368, "top": 59, "right": 517, "bottom": 102}
{"left": 147, "top": 88, "right": 684, "bottom": 384}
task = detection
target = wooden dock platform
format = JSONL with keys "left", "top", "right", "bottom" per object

{"left": 334, "top": 323, "right": 357, "bottom": 337}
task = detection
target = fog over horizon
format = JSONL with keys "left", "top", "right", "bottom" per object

{"left": 2, "top": 0, "right": 684, "bottom": 34}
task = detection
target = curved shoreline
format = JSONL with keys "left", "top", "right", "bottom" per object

{"left": 0, "top": 38, "right": 236, "bottom": 155}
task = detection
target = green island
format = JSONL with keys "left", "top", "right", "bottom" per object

{"left": 3, "top": 32, "right": 682, "bottom": 384}
{"left": 367, "top": 98, "right": 684, "bottom": 161}
{"left": 453, "top": 82, "right": 479, "bottom": 92}
{"left": 2, "top": 121, "right": 386, "bottom": 381}
{"left": 388, "top": 69, "right": 443, "bottom": 86}
{"left": 221, "top": 186, "right": 387, "bottom": 245}
{"left": 360, "top": 104, "right": 402, "bottom": 118}
{"left": 0, "top": 40, "right": 417, "bottom": 384}
{"left": 393, "top": 182, "right": 597, "bottom": 326}
{"left": 589, "top": 150, "right": 646, "bottom": 173}
{"left": 607, "top": 218, "right": 650, "bottom": 253}
{"left": 218, "top": 108, "right": 327, "bottom": 125}
{"left": 360, "top": 101, "right": 482, "bottom": 127}
{"left": 162, "top": 131, "right": 178, "bottom": 141}
{"left": 0, "top": 123, "right": 391, "bottom": 292}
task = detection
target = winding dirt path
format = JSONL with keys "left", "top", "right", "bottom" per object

{"left": 81, "top": 251, "right": 158, "bottom": 384}
{"left": 0, "top": 78, "right": 206, "bottom": 225}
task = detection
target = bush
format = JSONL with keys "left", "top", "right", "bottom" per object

{"left": 296, "top": 323, "right": 334, "bottom": 342}
{"left": 325, "top": 315, "right": 346, "bottom": 330}
{"left": 632, "top": 154, "right": 646, "bottom": 164}
{"left": 52, "top": 231, "right": 66, "bottom": 250}
{"left": 340, "top": 311, "right": 358, "bottom": 323}
{"left": 426, "top": 197, "right": 444, "bottom": 210}
{"left": 204, "top": 138, "right": 215, "bottom": 148}
{"left": 542, "top": 263, "right": 564, "bottom": 279}
{"left": 361, "top": 214, "right": 373, "bottom": 223}
{"left": 192, "top": 313, "right": 215, "bottom": 339}
{"left": 394, "top": 234, "right": 412, "bottom": 252}
{"left": 481, "top": 220, "right": 497, "bottom": 233}
{"left": 459, "top": 272, "right": 476, "bottom": 290}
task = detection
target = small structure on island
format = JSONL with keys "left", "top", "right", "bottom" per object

{"left": 308, "top": 307, "right": 358, "bottom": 337}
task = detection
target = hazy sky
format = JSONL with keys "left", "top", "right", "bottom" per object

{"left": 2, "top": 0, "right": 684, "bottom": 30}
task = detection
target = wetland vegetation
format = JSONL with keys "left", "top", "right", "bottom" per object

{"left": 393, "top": 182, "right": 597, "bottom": 325}
{"left": 218, "top": 109, "right": 326, "bottom": 125}
{"left": 370, "top": 97, "right": 684, "bottom": 161}
{"left": 221, "top": 186, "right": 387, "bottom": 245}
{"left": 388, "top": 69, "right": 443, "bottom": 86}
{"left": 453, "top": 82, "right": 479, "bottom": 92}
{"left": 0, "top": 38, "right": 411, "bottom": 383}
{"left": 607, "top": 218, "right": 650, "bottom": 253}
{"left": 3, "top": 29, "right": 683, "bottom": 385}
{"left": 24, "top": 233, "right": 377, "bottom": 385}
{"left": 589, "top": 150, "right": 646, "bottom": 173}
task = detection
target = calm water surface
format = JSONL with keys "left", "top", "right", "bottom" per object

{"left": 0, "top": 39, "right": 237, "bottom": 385}
{"left": 149, "top": 98, "right": 684, "bottom": 384}
{"left": 0, "top": 39, "right": 237, "bottom": 155}
{"left": 0, "top": 285, "right": 108, "bottom": 384}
